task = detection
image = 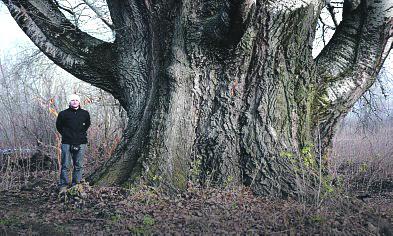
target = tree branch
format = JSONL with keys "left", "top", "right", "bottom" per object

{"left": 316, "top": 0, "right": 393, "bottom": 102}
{"left": 326, "top": 2, "right": 338, "bottom": 27}
{"left": 81, "top": 0, "right": 114, "bottom": 31}
{"left": 53, "top": 0, "right": 75, "bottom": 16}
{"left": 314, "top": 0, "right": 393, "bottom": 147}
{"left": 315, "top": 3, "right": 362, "bottom": 79}
{"left": 104, "top": 0, "right": 153, "bottom": 109}
{"left": 202, "top": 0, "right": 256, "bottom": 47}
{"left": 1, "top": 0, "right": 118, "bottom": 95}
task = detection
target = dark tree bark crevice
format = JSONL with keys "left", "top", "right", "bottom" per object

{"left": 201, "top": 0, "right": 256, "bottom": 48}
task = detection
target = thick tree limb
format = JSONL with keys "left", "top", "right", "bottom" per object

{"left": 316, "top": 0, "right": 393, "bottom": 104}
{"left": 314, "top": 0, "right": 393, "bottom": 148}
{"left": 315, "top": 3, "right": 362, "bottom": 79}
{"left": 202, "top": 0, "right": 256, "bottom": 47}
{"left": 105, "top": 0, "right": 153, "bottom": 109}
{"left": 1, "top": 0, "right": 118, "bottom": 95}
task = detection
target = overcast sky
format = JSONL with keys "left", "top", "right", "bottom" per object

{"left": 0, "top": 5, "right": 33, "bottom": 61}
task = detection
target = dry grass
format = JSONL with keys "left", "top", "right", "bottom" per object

{"left": 331, "top": 118, "right": 393, "bottom": 194}
{"left": 0, "top": 150, "right": 55, "bottom": 190}
{"left": 0, "top": 176, "right": 392, "bottom": 235}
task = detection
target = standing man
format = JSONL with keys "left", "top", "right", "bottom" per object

{"left": 56, "top": 94, "right": 90, "bottom": 192}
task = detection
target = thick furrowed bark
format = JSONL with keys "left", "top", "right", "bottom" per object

{"left": 90, "top": 0, "right": 180, "bottom": 187}
{"left": 94, "top": 1, "right": 322, "bottom": 196}
{"left": 88, "top": 113, "right": 152, "bottom": 186}
{"left": 239, "top": 4, "right": 320, "bottom": 196}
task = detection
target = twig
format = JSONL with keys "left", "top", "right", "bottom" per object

{"left": 326, "top": 3, "right": 338, "bottom": 28}
{"left": 82, "top": 0, "right": 114, "bottom": 31}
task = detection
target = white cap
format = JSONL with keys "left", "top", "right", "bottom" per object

{"left": 69, "top": 94, "right": 80, "bottom": 102}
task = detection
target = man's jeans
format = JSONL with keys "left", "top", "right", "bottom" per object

{"left": 59, "top": 144, "right": 86, "bottom": 187}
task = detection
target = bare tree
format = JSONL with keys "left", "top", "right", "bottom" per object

{"left": 2, "top": 0, "right": 392, "bottom": 197}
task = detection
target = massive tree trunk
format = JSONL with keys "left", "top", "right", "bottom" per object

{"left": 3, "top": 0, "right": 392, "bottom": 197}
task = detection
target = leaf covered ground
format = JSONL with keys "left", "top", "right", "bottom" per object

{"left": 0, "top": 172, "right": 392, "bottom": 235}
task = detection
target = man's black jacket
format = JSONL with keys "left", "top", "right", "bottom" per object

{"left": 56, "top": 107, "right": 91, "bottom": 145}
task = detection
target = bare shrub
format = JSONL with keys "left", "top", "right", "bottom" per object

{"left": 0, "top": 50, "right": 125, "bottom": 190}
